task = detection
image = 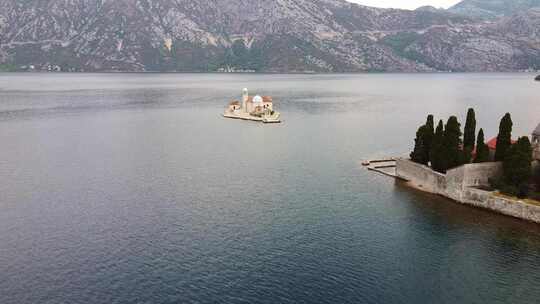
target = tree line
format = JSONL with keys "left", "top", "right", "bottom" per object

{"left": 410, "top": 109, "right": 533, "bottom": 198}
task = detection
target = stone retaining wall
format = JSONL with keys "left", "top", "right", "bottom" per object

{"left": 395, "top": 159, "right": 446, "bottom": 194}
{"left": 396, "top": 159, "right": 540, "bottom": 223}
{"left": 462, "top": 188, "right": 540, "bottom": 223}
{"left": 446, "top": 162, "right": 503, "bottom": 201}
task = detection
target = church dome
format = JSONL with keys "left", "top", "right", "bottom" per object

{"left": 253, "top": 95, "right": 263, "bottom": 104}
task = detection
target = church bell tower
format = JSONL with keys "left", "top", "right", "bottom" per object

{"left": 242, "top": 88, "right": 249, "bottom": 113}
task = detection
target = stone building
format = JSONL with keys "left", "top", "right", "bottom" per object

{"left": 240, "top": 88, "right": 273, "bottom": 114}
{"left": 224, "top": 88, "right": 281, "bottom": 123}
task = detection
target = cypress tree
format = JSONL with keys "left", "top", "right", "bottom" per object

{"left": 424, "top": 115, "right": 435, "bottom": 163}
{"left": 410, "top": 125, "right": 428, "bottom": 165}
{"left": 444, "top": 116, "right": 463, "bottom": 169}
{"left": 463, "top": 108, "right": 476, "bottom": 149}
{"left": 460, "top": 146, "right": 473, "bottom": 165}
{"left": 430, "top": 120, "right": 446, "bottom": 173}
{"left": 503, "top": 136, "right": 532, "bottom": 197}
{"left": 462, "top": 108, "right": 476, "bottom": 163}
{"left": 495, "top": 113, "right": 513, "bottom": 162}
{"left": 474, "top": 128, "right": 490, "bottom": 163}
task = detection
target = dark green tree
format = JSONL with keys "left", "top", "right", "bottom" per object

{"left": 503, "top": 136, "right": 532, "bottom": 198}
{"left": 463, "top": 108, "right": 476, "bottom": 149}
{"left": 474, "top": 128, "right": 490, "bottom": 163}
{"left": 424, "top": 115, "right": 435, "bottom": 163}
{"left": 460, "top": 146, "right": 473, "bottom": 165}
{"left": 444, "top": 116, "right": 463, "bottom": 169}
{"left": 430, "top": 120, "right": 447, "bottom": 173}
{"left": 231, "top": 40, "right": 248, "bottom": 68}
{"left": 410, "top": 125, "right": 429, "bottom": 165}
{"left": 247, "top": 45, "right": 264, "bottom": 71}
{"left": 535, "top": 164, "right": 540, "bottom": 192}
{"left": 461, "top": 108, "right": 476, "bottom": 163}
{"left": 495, "top": 113, "right": 513, "bottom": 162}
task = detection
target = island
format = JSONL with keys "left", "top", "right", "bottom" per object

{"left": 395, "top": 110, "right": 540, "bottom": 223}
{"left": 224, "top": 88, "right": 281, "bottom": 123}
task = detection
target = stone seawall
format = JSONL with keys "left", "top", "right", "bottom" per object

{"left": 395, "top": 159, "right": 446, "bottom": 194}
{"left": 396, "top": 159, "right": 540, "bottom": 224}
{"left": 445, "top": 162, "right": 503, "bottom": 201}
{"left": 462, "top": 188, "right": 540, "bottom": 223}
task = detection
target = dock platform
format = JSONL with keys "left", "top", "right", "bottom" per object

{"left": 363, "top": 158, "right": 397, "bottom": 178}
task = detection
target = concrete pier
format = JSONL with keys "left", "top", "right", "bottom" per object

{"left": 364, "top": 159, "right": 397, "bottom": 178}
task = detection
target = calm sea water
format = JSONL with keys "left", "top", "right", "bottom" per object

{"left": 1, "top": 73, "right": 540, "bottom": 304}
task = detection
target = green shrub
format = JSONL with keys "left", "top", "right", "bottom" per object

{"left": 501, "top": 184, "right": 518, "bottom": 197}
{"left": 489, "top": 177, "right": 504, "bottom": 190}
{"left": 518, "top": 184, "right": 530, "bottom": 199}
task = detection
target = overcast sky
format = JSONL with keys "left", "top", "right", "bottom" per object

{"left": 349, "top": 0, "right": 461, "bottom": 10}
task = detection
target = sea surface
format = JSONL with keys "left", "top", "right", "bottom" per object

{"left": 1, "top": 73, "right": 540, "bottom": 304}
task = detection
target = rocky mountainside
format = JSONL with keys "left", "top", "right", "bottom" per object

{"left": 0, "top": 0, "right": 539, "bottom": 72}
{"left": 448, "top": 0, "right": 540, "bottom": 19}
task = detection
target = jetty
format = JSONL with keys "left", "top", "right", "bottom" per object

{"left": 362, "top": 158, "right": 397, "bottom": 178}
{"left": 224, "top": 88, "right": 281, "bottom": 123}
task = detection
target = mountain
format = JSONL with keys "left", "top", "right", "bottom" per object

{"left": 416, "top": 6, "right": 444, "bottom": 13}
{"left": 0, "top": 0, "right": 539, "bottom": 73}
{"left": 448, "top": 0, "right": 540, "bottom": 19}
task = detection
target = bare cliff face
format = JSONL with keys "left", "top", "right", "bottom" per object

{"left": 448, "top": 0, "right": 540, "bottom": 19}
{"left": 0, "top": 0, "right": 539, "bottom": 72}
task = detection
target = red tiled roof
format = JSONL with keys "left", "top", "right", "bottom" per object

{"left": 487, "top": 137, "right": 517, "bottom": 150}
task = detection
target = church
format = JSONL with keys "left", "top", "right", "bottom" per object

{"left": 224, "top": 88, "right": 280, "bottom": 123}
{"left": 228, "top": 88, "right": 273, "bottom": 115}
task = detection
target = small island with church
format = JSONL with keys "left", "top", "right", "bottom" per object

{"left": 224, "top": 88, "right": 281, "bottom": 123}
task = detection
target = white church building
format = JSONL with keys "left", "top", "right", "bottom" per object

{"left": 224, "top": 88, "right": 280, "bottom": 123}
{"left": 228, "top": 88, "right": 273, "bottom": 115}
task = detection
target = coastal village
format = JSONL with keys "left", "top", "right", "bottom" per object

{"left": 369, "top": 111, "right": 540, "bottom": 223}
{"left": 224, "top": 88, "right": 281, "bottom": 123}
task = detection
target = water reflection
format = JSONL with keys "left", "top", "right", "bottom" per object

{"left": 1, "top": 73, "right": 540, "bottom": 304}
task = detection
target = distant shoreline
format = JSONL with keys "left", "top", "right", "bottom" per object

{"left": 1, "top": 71, "right": 539, "bottom": 75}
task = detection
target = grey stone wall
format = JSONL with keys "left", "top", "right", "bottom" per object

{"left": 462, "top": 188, "right": 540, "bottom": 223}
{"left": 395, "top": 159, "right": 446, "bottom": 194}
{"left": 445, "top": 162, "right": 503, "bottom": 201}
{"left": 395, "top": 159, "right": 540, "bottom": 223}
{"left": 395, "top": 159, "right": 502, "bottom": 198}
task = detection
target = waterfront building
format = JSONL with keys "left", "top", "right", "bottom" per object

{"left": 238, "top": 88, "right": 273, "bottom": 114}
{"left": 225, "top": 88, "right": 280, "bottom": 123}
{"left": 228, "top": 88, "right": 273, "bottom": 115}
